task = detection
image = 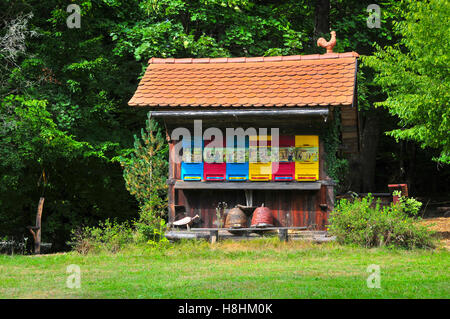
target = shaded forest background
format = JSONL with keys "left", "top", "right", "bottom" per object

{"left": 1, "top": 0, "right": 448, "bottom": 250}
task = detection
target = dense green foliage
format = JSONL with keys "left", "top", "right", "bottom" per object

{"left": 0, "top": 0, "right": 144, "bottom": 249}
{"left": 70, "top": 115, "right": 169, "bottom": 253}
{"left": 328, "top": 194, "right": 435, "bottom": 249}
{"left": 364, "top": 0, "right": 450, "bottom": 164}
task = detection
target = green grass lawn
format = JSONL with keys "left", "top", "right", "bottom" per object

{"left": 0, "top": 239, "right": 449, "bottom": 298}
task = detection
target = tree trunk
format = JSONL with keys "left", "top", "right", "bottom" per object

{"left": 35, "top": 197, "right": 44, "bottom": 254}
{"left": 28, "top": 197, "right": 44, "bottom": 254}
{"left": 314, "top": 0, "right": 330, "bottom": 39}
{"left": 406, "top": 142, "right": 416, "bottom": 195}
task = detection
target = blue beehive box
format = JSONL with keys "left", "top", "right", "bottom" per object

{"left": 226, "top": 135, "right": 249, "bottom": 181}
{"left": 181, "top": 137, "right": 203, "bottom": 181}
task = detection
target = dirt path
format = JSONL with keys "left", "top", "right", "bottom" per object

{"left": 419, "top": 217, "right": 450, "bottom": 249}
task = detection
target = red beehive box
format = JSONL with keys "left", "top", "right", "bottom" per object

{"left": 203, "top": 137, "right": 226, "bottom": 181}
{"left": 272, "top": 135, "right": 295, "bottom": 181}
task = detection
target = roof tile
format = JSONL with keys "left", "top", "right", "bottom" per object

{"left": 131, "top": 53, "right": 359, "bottom": 108}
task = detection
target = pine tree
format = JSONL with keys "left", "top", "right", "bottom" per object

{"left": 121, "top": 113, "right": 168, "bottom": 238}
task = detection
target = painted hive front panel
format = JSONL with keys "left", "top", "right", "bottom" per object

{"left": 203, "top": 137, "right": 226, "bottom": 181}
{"left": 272, "top": 135, "right": 295, "bottom": 181}
{"left": 249, "top": 135, "right": 272, "bottom": 181}
{"left": 295, "top": 135, "right": 319, "bottom": 181}
{"left": 226, "top": 135, "right": 249, "bottom": 181}
{"left": 181, "top": 137, "right": 204, "bottom": 180}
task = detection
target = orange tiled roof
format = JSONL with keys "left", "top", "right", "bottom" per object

{"left": 128, "top": 52, "right": 359, "bottom": 108}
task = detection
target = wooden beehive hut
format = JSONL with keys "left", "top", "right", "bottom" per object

{"left": 129, "top": 33, "right": 360, "bottom": 231}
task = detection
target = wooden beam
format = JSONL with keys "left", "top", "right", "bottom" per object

{"left": 168, "top": 141, "right": 176, "bottom": 223}
{"left": 190, "top": 226, "right": 308, "bottom": 231}
{"left": 150, "top": 108, "right": 329, "bottom": 118}
{"left": 174, "top": 181, "right": 323, "bottom": 190}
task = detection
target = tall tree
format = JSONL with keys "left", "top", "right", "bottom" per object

{"left": 324, "top": 0, "right": 401, "bottom": 192}
{"left": 364, "top": 0, "right": 450, "bottom": 164}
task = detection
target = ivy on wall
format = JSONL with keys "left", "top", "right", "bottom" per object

{"left": 321, "top": 107, "right": 349, "bottom": 192}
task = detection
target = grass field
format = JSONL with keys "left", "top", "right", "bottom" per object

{"left": 0, "top": 239, "right": 449, "bottom": 299}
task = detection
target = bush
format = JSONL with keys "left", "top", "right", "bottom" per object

{"left": 328, "top": 194, "right": 435, "bottom": 249}
{"left": 392, "top": 190, "right": 422, "bottom": 217}
{"left": 70, "top": 219, "right": 134, "bottom": 254}
{"left": 70, "top": 217, "right": 171, "bottom": 254}
{"left": 133, "top": 214, "right": 167, "bottom": 243}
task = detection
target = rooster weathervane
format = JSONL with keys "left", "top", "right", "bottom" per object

{"left": 317, "top": 31, "right": 336, "bottom": 54}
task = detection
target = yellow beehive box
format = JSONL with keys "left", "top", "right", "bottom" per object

{"left": 249, "top": 162, "right": 272, "bottom": 181}
{"left": 249, "top": 135, "right": 272, "bottom": 181}
{"left": 249, "top": 135, "right": 271, "bottom": 144}
{"left": 295, "top": 135, "right": 319, "bottom": 181}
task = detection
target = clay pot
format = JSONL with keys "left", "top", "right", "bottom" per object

{"left": 224, "top": 207, "right": 247, "bottom": 229}
{"left": 251, "top": 204, "right": 273, "bottom": 227}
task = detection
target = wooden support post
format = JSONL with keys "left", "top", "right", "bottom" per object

{"left": 245, "top": 190, "right": 253, "bottom": 207}
{"left": 168, "top": 140, "right": 176, "bottom": 223}
{"left": 209, "top": 230, "right": 218, "bottom": 244}
{"left": 28, "top": 197, "right": 44, "bottom": 254}
{"left": 278, "top": 229, "right": 289, "bottom": 242}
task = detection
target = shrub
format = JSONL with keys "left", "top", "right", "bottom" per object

{"left": 133, "top": 215, "right": 168, "bottom": 243}
{"left": 70, "top": 217, "right": 171, "bottom": 254}
{"left": 393, "top": 190, "right": 422, "bottom": 217}
{"left": 328, "top": 194, "right": 435, "bottom": 249}
{"left": 70, "top": 219, "right": 134, "bottom": 254}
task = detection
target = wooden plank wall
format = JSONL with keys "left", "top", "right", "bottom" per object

{"left": 178, "top": 189, "right": 329, "bottom": 230}
{"left": 340, "top": 106, "right": 360, "bottom": 154}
